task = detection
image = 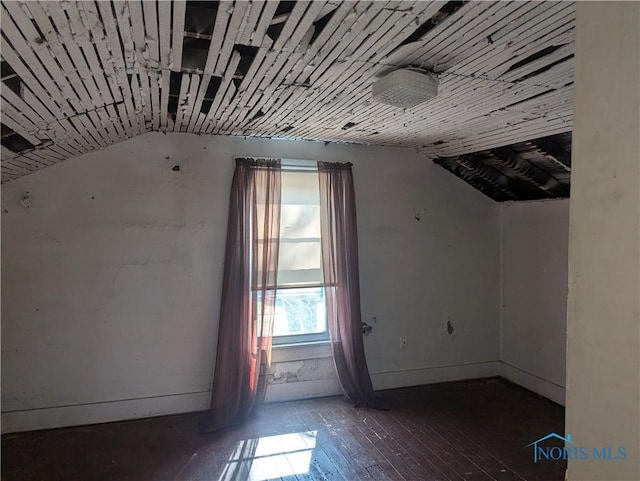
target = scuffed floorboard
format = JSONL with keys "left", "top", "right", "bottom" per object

{"left": 1, "top": 378, "right": 566, "bottom": 481}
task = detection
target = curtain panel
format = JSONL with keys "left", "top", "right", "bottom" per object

{"left": 200, "top": 158, "right": 281, "bottom": 433}
{"left": 318, "top": 161, "right": 390, "bottom": 410}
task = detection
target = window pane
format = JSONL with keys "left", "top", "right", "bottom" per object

{"left": 273, "top": 287, "right": 327, "bottom": 337}
{"left": 281, "top": 204, "right": 321, "bottom": 238}
{"left": 281, "top": 171, "right": 320, "bottom": 206}
{"left": 278, "top": 171, "right": 323, "bottom": 287}
{"left": 277, "top": 239, "right": 322, "bottom": 286}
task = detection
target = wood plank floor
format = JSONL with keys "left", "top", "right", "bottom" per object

{"left": 1, "top": 378, "right": 566, "bottom": 481}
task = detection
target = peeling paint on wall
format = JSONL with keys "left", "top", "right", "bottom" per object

{"left": 267, "top": 358, "right": 336, "bottom": 385}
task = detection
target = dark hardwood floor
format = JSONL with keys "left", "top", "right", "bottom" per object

{"left": 1, "top": 378, "right": 566, "bottom": 481}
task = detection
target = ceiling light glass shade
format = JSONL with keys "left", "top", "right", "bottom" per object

{"left": 372, "top": 69, "right": 439, "bottom": 108}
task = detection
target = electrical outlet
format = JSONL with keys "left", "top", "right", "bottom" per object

{"left": 400, "top": 336, "right": 408, "bottom": 349}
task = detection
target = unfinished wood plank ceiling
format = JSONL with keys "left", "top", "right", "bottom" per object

{"left": 435, "top": 131, "right": 571, "bottom": 201}
{"left": 0, "top": 0, "right": 575, "bottom": 186}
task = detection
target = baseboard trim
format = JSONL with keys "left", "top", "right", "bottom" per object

{"left": 2, "top": 361, "right": 564, "bottom": 433}
{"left": 1, "top": 391, "right": 210, "bottom": 434}
{"left": 264, "top": 361, "right": 504, "bottom": 404}
{"left": 498, "top": 361, "right": 565, "bottom": 405}
{"left": 370, "top": 361, "right": 501, "bottom": 391}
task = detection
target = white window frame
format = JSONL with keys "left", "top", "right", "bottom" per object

{"left": 272, "top": 159, "right": 329, "bottom": 346}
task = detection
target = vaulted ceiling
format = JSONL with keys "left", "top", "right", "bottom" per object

{"left": 1, "top": 0, "right": 574, "bottom": 197}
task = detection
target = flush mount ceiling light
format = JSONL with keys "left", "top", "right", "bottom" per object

{"left": 372, "top": 68, "right": 439, "bottom": 109}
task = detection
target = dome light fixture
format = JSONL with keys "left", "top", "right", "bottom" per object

{"left": 372, "top": 68, "right": 439, "bottom": 109}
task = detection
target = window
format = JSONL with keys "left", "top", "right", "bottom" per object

{"left": 272, "top": 162, "right": 328, "bottom": 345}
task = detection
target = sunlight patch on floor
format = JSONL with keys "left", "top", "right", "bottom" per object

{"left": 218, "top": 431, "right": 318, "bottom": 481}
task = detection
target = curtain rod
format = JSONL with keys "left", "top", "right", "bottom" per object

{"left": 233, "top": 156, "right": 319, "bottom": 172}
{"left": 232, "top": 157, "right": 352, "bottom": 171}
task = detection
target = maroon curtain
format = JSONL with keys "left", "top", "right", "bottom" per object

{"left": 318, "top": 162, "right": 390, "bottom": 410}
{"left": 200, "top": 158, "right": 281, "bottom": 433}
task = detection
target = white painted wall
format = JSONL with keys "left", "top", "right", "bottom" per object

{"left": 1, "top": 132, "right": 501, "bottom": 432}
{"left": 499, "top": 200, "right": 569, "bottom": 405}
{"left": 566, "top": 2, "right": 639, "bottom": 479}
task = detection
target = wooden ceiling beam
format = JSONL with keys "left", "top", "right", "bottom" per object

{"left": 454, "top": 154, "right": 520, "bottom": 201}
{"left": 525, "top": 137, "right": 572, "bottom": 171}
{"left": 489, "top": 147, "right": 568, "bottom": 198}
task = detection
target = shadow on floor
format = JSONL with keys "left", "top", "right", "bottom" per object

{"left": 1, "top": 377, "right": 566, "bottom": 481}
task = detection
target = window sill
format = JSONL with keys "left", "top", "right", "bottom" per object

{"left": 271, "top": 341, "right": 332, "bottom": 363}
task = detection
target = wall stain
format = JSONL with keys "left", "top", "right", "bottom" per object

{"left": 447, "top": 320, "right": 454, "bottom": 334}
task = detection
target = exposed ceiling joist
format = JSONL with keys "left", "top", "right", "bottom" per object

{"left": 525, "top": 138, "right": 572, "bottom": 171}
{"left": 434, "top": 132, "right": 572, "bottom": 202}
